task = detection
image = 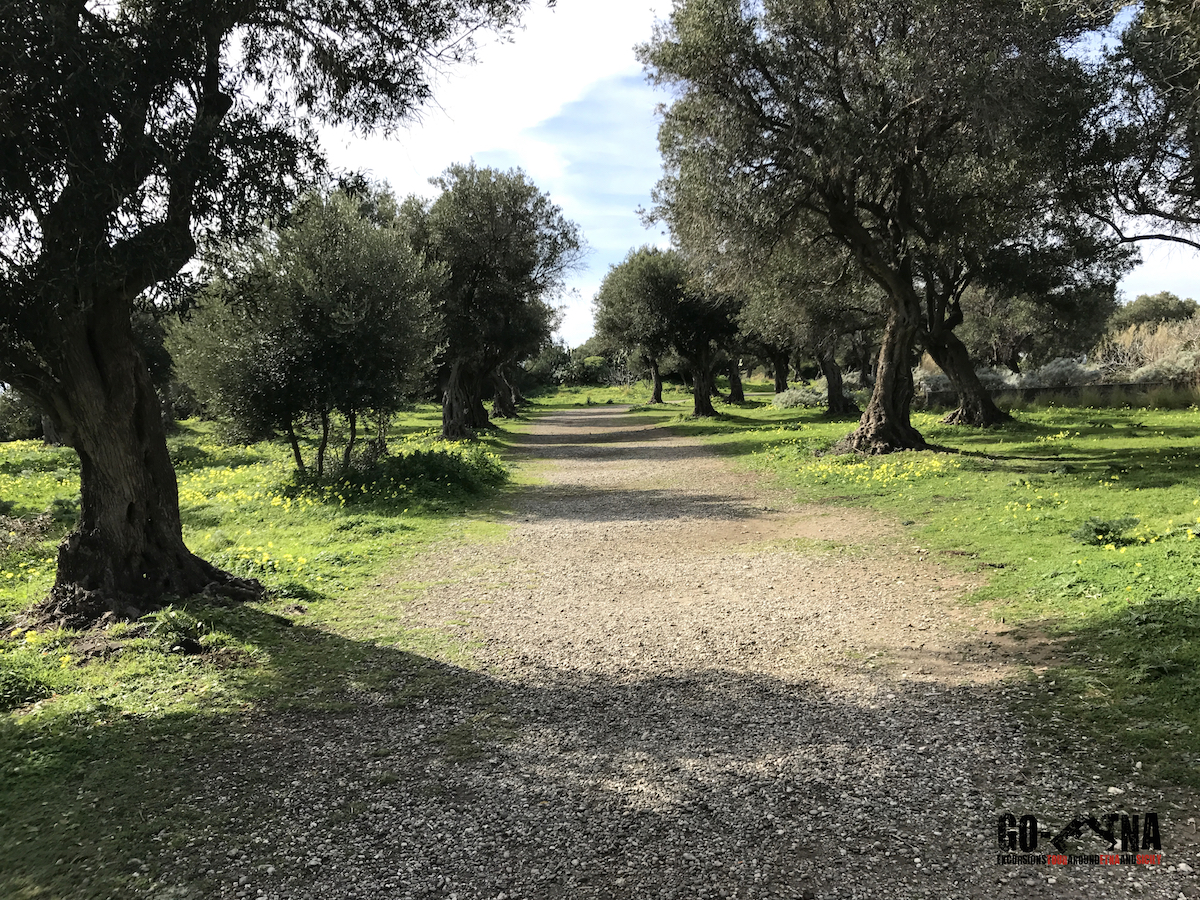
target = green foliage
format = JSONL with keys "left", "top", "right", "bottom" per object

{"left": 643, "top": 0, "right": 1128, "bottom": 445}
{"left": 1110, "top": 292, "right": 1199, "bottom": 331}
{"left": 410, "top": 162, "right": 584, "bottom": 437}
{"left": 1071, "top": 516, "right": 1141, "bottom": 546}
{"left": 170, "top": 187, "right": 436, "bottom": 473}
{"left": 0, "top": 391, "right": 41, "bottom": 442}
{"left": 142, "top": 606, "right": 210, "bottom": 653}
{"left": 958, "top": 284, "right": 1119, "bottom": 372}
{"left": 595, "top": 246, "right": 737, "bottom": 415}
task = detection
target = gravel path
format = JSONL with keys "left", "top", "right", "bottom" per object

{"left": 163, "top": 407, "right": 1200, "bottom": 900}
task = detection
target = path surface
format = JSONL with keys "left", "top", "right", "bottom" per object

{"left": 169, "top": 408, "right": 1200, "bottom": 900}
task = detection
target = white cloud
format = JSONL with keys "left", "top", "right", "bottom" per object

{"left": 1118, "top": 240, "right": 1200, "bottom": 303}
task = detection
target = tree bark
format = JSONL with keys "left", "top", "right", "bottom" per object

{"left": 649, "top": 358, "right": 664, "bottom": 404}
{"left": 341, "top": 409, "right": 358, "bottom": 472}
{"left": 817, "top": 346, "right": 860, "bottom": 417}
{"left": 834, "top": 305, "right": 927, "bottom": 453}
{"left": 469, "top": 378, "right": 491, "bottom": 430}
{"left": 441, "top": 361, "right": 477, "bottom": 439}
{"left": 924, "top": 327, "right": 1011, "bottom": 427}
{"left": 769, "top": 348, "right": 790, "bottom": 393}
{"left": 40, "top": 414, "right": 64, "bottom": 446}
{"left": 286, "top": 421, "right": 306, "bottom": 474}
{"left": 727, "top": 359, "right": 745, "bottom": 403}
{"left": 29, "top": 314, "right": 260, "bottom": 627}
{"left": 692, "top": 366, "right": 718, "bottom": 417}
{"left": 491, "top": 370, "right": 520, "bottom": 418}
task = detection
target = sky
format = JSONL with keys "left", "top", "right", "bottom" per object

{"left": 320, "top": 0, "right": 1199, "bottom": 348}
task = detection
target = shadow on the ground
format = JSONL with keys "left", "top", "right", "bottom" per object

{"left": 0, "top": 601, "right": 1105, "bottom": 900}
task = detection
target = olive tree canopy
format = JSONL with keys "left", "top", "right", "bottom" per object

{"left": 642, "top": 0, "right": 1123, "bottom": 451}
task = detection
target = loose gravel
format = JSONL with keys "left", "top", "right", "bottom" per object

{"left": 155, "top": 407, "right": 1200, "bottom": 900}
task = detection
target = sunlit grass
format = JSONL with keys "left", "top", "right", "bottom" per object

{"left": 646, "top": 396, "right": 1200, "bottom": 786}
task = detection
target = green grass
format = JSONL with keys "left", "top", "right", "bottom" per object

{"left": 0, "top": 408, "right": 522, "bottom": 899}
{"left": 642, "top": 395, "right": 1200, "bottom": 786}
{"left": 525, "top": 380, "right": 694, "bottom": 408}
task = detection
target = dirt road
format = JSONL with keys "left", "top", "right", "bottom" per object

{"left": 170, "top": 407, "right": 1200, "bottom": 900}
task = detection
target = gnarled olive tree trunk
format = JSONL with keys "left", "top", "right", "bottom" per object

{"left": 816, "top": 345, "right": 859, "bottom": 417}
{"left": 691, "top": 365, "right": 718, "bottom": 417}
{"left": 648, "top": 358, "right": 664, "bottom": 404}
{"left": 769, "top": 348, "right": 790, "bottom": 393}
{"left": 441, "top": 362, "right": 493, "bottom": 438}
{"left": 491, "top": 370, "right": 520, "bottom": 419}
{"left": 31, "top": 301, "right": 259, "bottom": 626}
{"left": 441, "top": 360, "right": 477, "bottom": 439}
{"left": 924, "top": 326, "right": 1010, "bottom": 427}
{"left": 835, "top": 303, "right": 926, "bottom": 453}
{"left": 727, "top": 359, "right": 745, "bottom": 403}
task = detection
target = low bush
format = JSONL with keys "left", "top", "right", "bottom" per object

{"left": 772, "top": 386, "right": 827, "bottom": 409}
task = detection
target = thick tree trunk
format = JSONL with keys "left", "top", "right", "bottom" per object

{"left": 41, "top": 414, "right": 64, "bottom": 446}
{"left": 770, "top": 348, "right": 790, "bottom": 393}
{"left": 834, "top": 306, "right": 926, "bottom": 453}
{"left": 924, "top": 327, "right": 1011, "bottom": 427}
{"left": 31, "top": 321, "right": 260, "bottom": 627}
{"left": 491, "top": 370, "right": 519, "bottom": 418}
{"left": 817, "top": 346, "right": 860, "bottom": 417}
{"left": 727, "top": 360, "right": 745, "bottom": 403}
{"left": 441, "top": 361, "right": 476, "bottom": 439}
{"left": 511, "top": 377, "right": 529, "bottom": 409}
{"left": 692, "top": 367, "right": 718, "bottom": 417}
{"left": 469, "top": 379, "right": 491, "bottom": 430}
{"left": 649, "top": 359, "right": 664, "bottom": 404}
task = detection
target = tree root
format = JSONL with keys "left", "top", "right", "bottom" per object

{"left": 940, "top": 405, "right": 1012, "bottom": 427}
{"left": 22, "top": 572, "right": 265, "bottom": 631}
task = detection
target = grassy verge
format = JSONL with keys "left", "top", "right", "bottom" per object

{"left": 0, "top": 408, "right": 520, "bottom": 899}
{"left": 643, "top": 394, "right": 1200, "bottom": 786}
{"left": 525, "top": 378, "right": 780, "bottom": 410}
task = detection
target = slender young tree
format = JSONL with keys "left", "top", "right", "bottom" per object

{"left": 0, "top": 0, "right": 528, "bottom": 622}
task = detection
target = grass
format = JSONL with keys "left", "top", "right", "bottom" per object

{"left": 0, "top": 408, "right": 522, "bottom": 899}
{"left": 525, "top": 380, "right": 694, "bottom": 408}
{"left": 638, "top": 393, "right": 1200, "bottom": 787}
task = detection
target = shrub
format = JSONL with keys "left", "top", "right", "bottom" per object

{"left": 1130, "top": 351, "right": 1200, "bottom": 385}
{"left": 1071, "top": 516, "right": 1140, "bottom": 546}
{"left": 1092, "top": 315, "right": 1200, "bottom": 382}
{"left": 773, "top": 386, "right": 827, "bottom": 409}
{"left": 0, "top": 391, "right": 42, "bottom": 442}
{"left": 1027, "top": 357, "right": 1101, "bottom": 388}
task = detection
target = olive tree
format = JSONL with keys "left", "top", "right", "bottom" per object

{"left": 171, "top": 188, "right": 437, "bottom": 475}
{"left": 0, "top": 0, "right": 529, "bottom": 622}
{"left": 408, "top": 164, "right": 583, "bottom": 439}
{"left": 595, "top": 247, "right": 736, "bottom": 417}
{"left": 642, "top": 0, "right": 1119, "bottom": 450}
